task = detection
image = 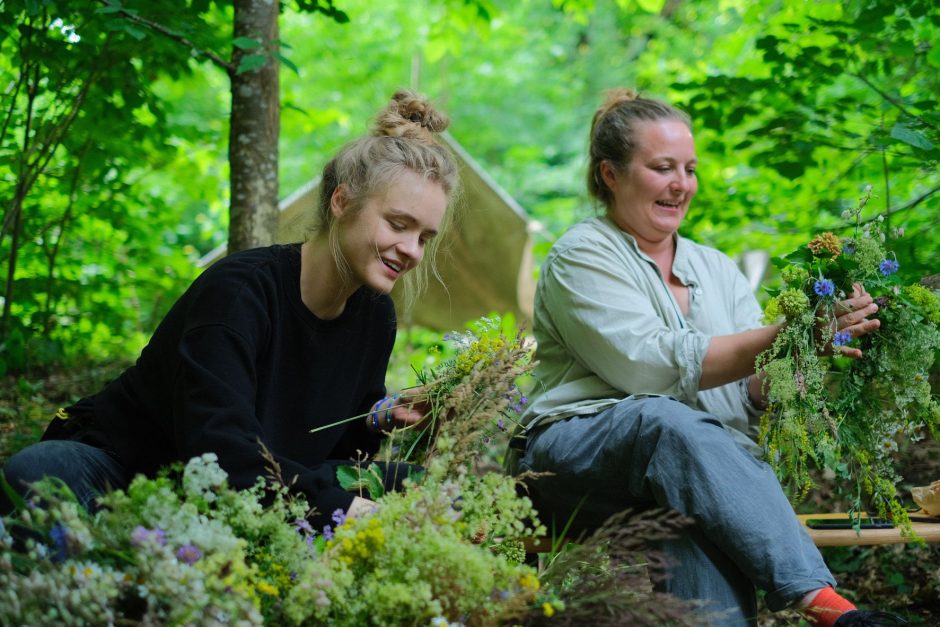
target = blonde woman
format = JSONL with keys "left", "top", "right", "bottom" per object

{"left": 3, "top": 90, "right": 458, "bottom": 526}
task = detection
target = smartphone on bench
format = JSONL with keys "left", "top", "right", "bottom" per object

{"left": 805, "top": 517, "right": 894, "bottom": 530}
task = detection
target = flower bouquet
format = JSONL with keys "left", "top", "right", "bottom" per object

{"left": 382, "top": 316, "right": 535, "bottom": 475}
{"left": 756, "top": 187, "right": 940, "bottom": 530}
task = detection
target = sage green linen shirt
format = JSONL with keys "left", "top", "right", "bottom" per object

{"left": 521, "top": 216, "right": 765, "bottom": 451}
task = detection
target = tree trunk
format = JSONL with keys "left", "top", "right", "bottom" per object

{"left": 228, "top": 0, "right": 280, "bottom": 253}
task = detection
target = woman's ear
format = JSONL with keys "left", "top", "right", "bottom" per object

{"left": 599, "top": 160, "right": 618, "bottom": 191}
{"left": 330, "top": 185, "right": 348, "bottom": 220}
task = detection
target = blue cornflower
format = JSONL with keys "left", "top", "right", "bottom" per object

{"left": 49, "top": 522, "right": 70, "bottom": 563}
{"left": 833, "top": 330, "right": 852, "bottom": 347}
{"left": 879, "top": 259, "right": 899, "bottom": 276}
{"left": 813, "top": 278, "right": 835, "bottom": 297}
{"left": 842, "top": 241, "right": 856, "bottom": 256}
{"left": 176, "top": 543, "right": 202, "bottom": 565}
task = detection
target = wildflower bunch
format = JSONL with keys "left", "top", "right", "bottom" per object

{"left": 757, "top": 186, "right": 940, "bottom": 528}
{"left": 290, "top": 463, "right": 544, "bottom": 626}
{"left": 387, "top": 316, "right": 536, "bottom": 474}
{"left": 0, "top": 453, "right": 282, "bottom": 625}
{"left": 1, "top": 447, "right": 547, "bottom": 625}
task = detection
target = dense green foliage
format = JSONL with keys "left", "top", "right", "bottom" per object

{"left": 1, "top": 0, "right": 938, "bottom": 375}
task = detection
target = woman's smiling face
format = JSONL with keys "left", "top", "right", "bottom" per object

{"left": 335, "top": 169, "right": 447, "bottom": 294}
{"left": 602, "top": 119, "right": 698, "bottom": 247}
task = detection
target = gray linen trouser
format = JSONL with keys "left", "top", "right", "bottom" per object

{"left": 519, "top": 396, "right": 835, "bottom": 626}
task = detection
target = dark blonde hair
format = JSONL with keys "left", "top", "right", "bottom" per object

{"left": 587, "top": 88, "right": 692, "bottom": 209}
{"left": 310, "top": 90, "right": 459, "bottom": 309}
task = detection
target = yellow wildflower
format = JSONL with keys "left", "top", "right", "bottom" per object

{"left": 256, "top": 581, "right": 279, "bottom": 597}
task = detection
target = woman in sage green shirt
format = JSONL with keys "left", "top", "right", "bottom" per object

{"left": 517, "top": 89, "right": 894, "bottom": 627}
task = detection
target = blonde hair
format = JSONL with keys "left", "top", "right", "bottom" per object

{"left": 310, "top": 90, "right": 459, "bottom": 311}
{"left": 587, "top": 88, "right": 692, "bottom": 209}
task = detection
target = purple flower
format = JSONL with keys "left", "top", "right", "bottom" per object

{"left": 813, "top": 278, "right": 835, "bottom": 297}
{"left": 842, "top": 241, "right": 856, "bottom": 256}
{"left": 879, "top": 259, "right": 899, "bottom": 276}
{"left": 331, "top": 508, "right": 347, "bottom": 527}
{"left": 322, "top": 525, "right": 333, "bottom": 541}
{"left": 131, "top": 526, "right": 167, "bottom": 548}
{"left": 833, "top": 330, "right": 852, "bottom": 347}
{"left": 497, "top": 419, "right": 505, "bottom": 431}
{"left": 293, "top": 519, "right": 314, "bottom": 535}
{"left": 293, "top": 519, "right": 317, "bottom": 548}
{"left": 176, "top": 544, "right": 202, "bottom": 565}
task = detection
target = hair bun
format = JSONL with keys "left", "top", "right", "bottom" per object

{"left": 372, "top": 89, "right": 449, "bottom": 141}
{"left": 597, "top": 87, "right": 639, "bottom": 117}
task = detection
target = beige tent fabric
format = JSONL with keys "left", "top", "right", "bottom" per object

{"left": 201, "top": 133, "right": 535, "bottom": 331}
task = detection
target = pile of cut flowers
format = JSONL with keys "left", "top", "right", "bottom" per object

{"left": 0, "top": 317, "right": 699, "bottom": 625}
{"left": 757, "top": 187, "right": 940, "bottom": 531}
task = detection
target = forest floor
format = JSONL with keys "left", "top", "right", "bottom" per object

{"left": 1, "top": 364, "right": 938, "bottom": 625}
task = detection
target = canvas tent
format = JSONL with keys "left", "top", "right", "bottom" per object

{"left": 200, "top": 133, "right": 535, "bottom": 331}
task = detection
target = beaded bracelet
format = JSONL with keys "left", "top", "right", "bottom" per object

{"left": 383, "top": 394, "right": 400, "bottom": 427}
{"left": 370, "top": 395, "right": 399, "bottom": 431}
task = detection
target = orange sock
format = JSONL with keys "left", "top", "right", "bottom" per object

{"left": 802, "top": 587, "right": 857, "bottom": 627}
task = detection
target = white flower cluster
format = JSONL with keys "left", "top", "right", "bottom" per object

{"left": 183, "top": 452, "right": 229, "bottom": 503}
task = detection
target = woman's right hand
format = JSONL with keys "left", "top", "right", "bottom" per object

{"left": 822, "top": 282, "right": 881, "bottom": 359}
{"left": 347, "top": 496, "right": 379, "bottom": 519}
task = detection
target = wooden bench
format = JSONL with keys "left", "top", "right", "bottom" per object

{"left": 797, "top": 512, "right": 940, "bottom": 547}
{"left": 521, "top": 511, "right": 940, "bottom": 554}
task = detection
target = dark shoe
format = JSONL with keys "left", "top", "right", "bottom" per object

{"left": 833, "top": 610, "right": 908, "bottom": 626}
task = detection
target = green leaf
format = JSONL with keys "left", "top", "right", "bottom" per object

{"left": 232, "top": 37, "right": 263, "bottom": 50}
{"left": 236, "top": 53, "right": 268, "bottom": 75}
{"left": 122, "top": 25, "right": 147, "bottom": 41}
{"left": 889, "top": 123, "right": 936, "bottom": 151}
{"left": 771, "top": 161, "right": 806, "bottom": 179}
{"left": 275, "top": 52, "right": 299, "bottom": 75}
{"left": 335, "top": 463, "right": 385, "bottom": 499}
{"left": 634, "top": 0, "right": 666, "bottom": 13}
{"left": 0, "top": 471, "right": 28, "bottom": 512}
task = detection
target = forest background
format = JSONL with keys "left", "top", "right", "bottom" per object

{"left": 1, "top": 0, "right": 939, "bottom": 621}
{"left": 2, "top": 0, "right": 937, "bottom": 376}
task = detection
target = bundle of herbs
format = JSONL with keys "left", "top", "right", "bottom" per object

{"left": 757, "top": 187, "right": 940, "bottom": 531}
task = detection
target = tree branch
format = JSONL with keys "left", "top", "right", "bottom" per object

{"left": 97, "top": 0, "right": 235, "bottom": 75}
{"left": 851, "top": 72, "right": 940, "bottom": 133}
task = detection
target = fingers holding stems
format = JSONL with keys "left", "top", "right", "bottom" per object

{"left": 827, "top": 282, "right": 881, "bottom": 359}
{"left": 367, "top": 391, "right": 431, "bottom": 432}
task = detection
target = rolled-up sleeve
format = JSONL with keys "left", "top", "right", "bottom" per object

{"left": 542, "top": 243, "right": 711, "bottom": 402}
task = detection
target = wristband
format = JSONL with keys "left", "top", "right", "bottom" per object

{"left": 383, "top": 394, "right": 400, "bottom": 427}
{"left": 370, "top": 396, "right": 392, "bottom": 431}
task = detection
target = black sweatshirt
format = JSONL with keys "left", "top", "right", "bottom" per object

{"left": 46, "top": 244, "right": 394, "bottom": 520}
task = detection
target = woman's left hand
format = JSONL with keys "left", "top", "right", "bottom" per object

{"left": 368, "top": 389, "right": 431, "bottom": 432}
{"left": 827, "top": 282, "right": 881, "bottom": 359}
{"left": 388, "top": 388, "right": 431, "bottom": 428}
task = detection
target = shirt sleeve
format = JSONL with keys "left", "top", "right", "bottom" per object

{"left": 541, "top": 243, "right": 712, "bottom": 401}
{"left": 170, "top": 323, "right": 362, "bottom": 518}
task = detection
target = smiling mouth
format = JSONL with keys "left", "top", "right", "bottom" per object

{"left": 655, "top": 200, "right": 682, "bottom": 209}
{"left": 382, "top": 258, "right": 403, "bottom": 274}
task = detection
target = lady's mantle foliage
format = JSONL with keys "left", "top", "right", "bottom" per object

{"left": 757, "top": 187, "right": 940, "bottom": 530}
